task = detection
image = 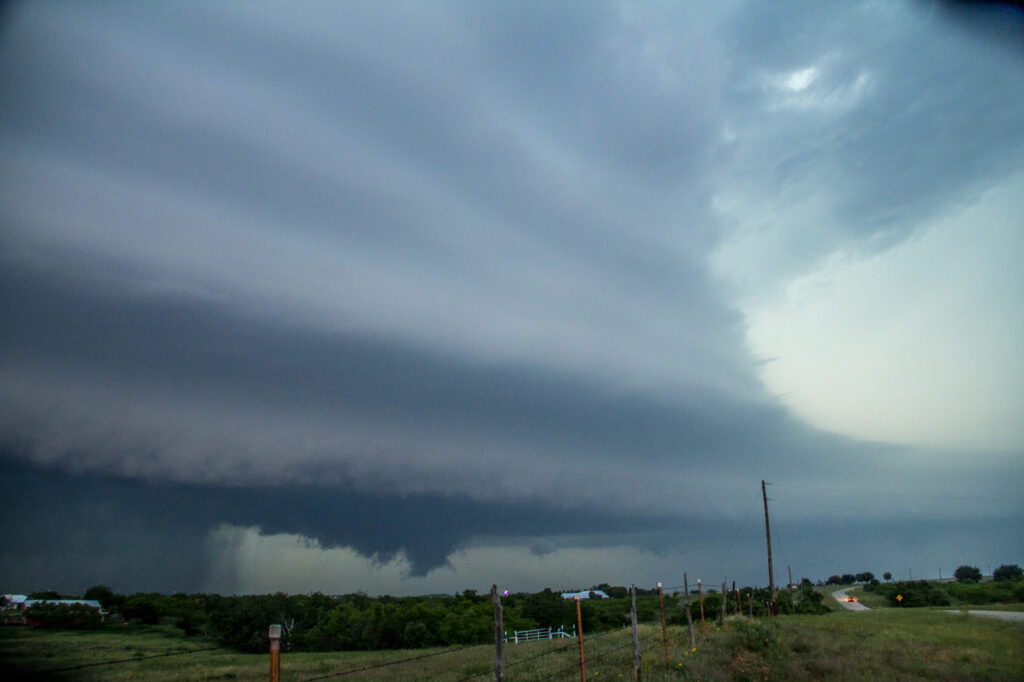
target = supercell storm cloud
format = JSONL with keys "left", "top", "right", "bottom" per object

{"left": 1, "top": 1, "right": 1022, "bottom": 594}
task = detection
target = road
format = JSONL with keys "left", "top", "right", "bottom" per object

{"left": 942, "top": 609, "right": 1024, "bottom": 622}
{"left": 832, "top": 587, "right": 870, "bottom": 611}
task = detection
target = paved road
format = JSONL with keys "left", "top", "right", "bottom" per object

{"left": 943, "top": 609, "right": 1024, "bottom": 622}
{"left": 832, "top": 587, "right": 870, "bottom": 611}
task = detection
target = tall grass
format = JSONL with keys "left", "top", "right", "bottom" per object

{"left": 3, "top": 610, "right": 1022, "bottom": 680}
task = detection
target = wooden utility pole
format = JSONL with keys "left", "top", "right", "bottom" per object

{"left": 491, "top": 585, "right": 504, "bottom": 682}
{"left": 762, "top": 480, "right": 777, "bottom": 614}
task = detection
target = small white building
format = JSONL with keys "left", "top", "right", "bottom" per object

{"left": 560, "top": 590, "right": 611, "bottom": 600}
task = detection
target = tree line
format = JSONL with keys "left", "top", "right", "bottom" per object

{"left": 16, "top": 581, "right": 828, "bottom": 652}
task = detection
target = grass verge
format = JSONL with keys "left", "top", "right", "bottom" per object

{"left": 2, "top": 608, "right": 1022, "bottom": 680}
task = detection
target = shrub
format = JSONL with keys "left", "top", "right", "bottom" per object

{"left": 26, "top": 603, "right": 103, "bottom": 629}
{"left": 726, "top": 616, "right": 779, "bottom": 652}
{"left": 945, "top": 580, "right": 1019, "bottom": 605}
{"left": 875, "top": 581, "right": 950, "bottom": 607}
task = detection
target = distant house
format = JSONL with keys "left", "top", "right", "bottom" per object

{"left": 23, "top": 599, "right": 104, "bottom": 611}
{"left": 560, "top": 590, "right": 611, "bottom": 600}
{"left": 1, "top": 596, "right": 104, "bottom": 625}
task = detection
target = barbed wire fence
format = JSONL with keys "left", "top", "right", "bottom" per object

{"left": 281, "top": 577, "right": 771, "bottom": 682}
{"left": 30, "top": 645, "right": 232, "bottom": 677}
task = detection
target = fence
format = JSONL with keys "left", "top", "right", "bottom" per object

{"left": 282, "top": 577, "right": 761, "bottom": 682}
{"left": 505, "top": 625, "right": 575, "bottom": 643}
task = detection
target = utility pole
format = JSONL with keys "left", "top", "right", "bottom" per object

{"left": 762, "top": 480, "right": 777, "bottom": 614}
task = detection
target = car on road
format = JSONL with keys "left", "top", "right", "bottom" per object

{"left": 846, "top": 596, "right": 857, "bottom": 602}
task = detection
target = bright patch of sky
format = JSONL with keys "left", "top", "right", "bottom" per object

{"left": 742, "top": 176, "right": 1024, "bottom": 451}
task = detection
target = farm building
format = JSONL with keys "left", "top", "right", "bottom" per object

{"left": 560, "top": 590, "right": 611, "bottom": 599}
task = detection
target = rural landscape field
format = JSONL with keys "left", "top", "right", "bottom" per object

{"left": 4, "top": 570, "right": 1023, "bottom": 680}
{"left": 2, "top": 2, "right": 1023, "bottom": 681}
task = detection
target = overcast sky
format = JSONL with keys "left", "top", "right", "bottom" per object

{"left": 1, "top": 0, "right": 1022, "bottom": 596}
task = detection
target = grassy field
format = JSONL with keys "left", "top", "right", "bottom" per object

{"left": 3, "top": 609, "right": 1022, "bottom": 681}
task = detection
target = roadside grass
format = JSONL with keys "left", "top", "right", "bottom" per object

{"left": 3, "top": 610, "right": 1022, "bottom": 680}
{"left": 946, "top": 602, "right": 1024, "bottom": 612}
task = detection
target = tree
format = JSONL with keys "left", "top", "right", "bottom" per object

{"left": 825, "top": 575, "right": 843, "bottom": 585}
{"left": 992, "top": 564, "right": 1023, "bottom": 582}
{"left": 883, "top": 572, "right": 892, "bottom": 582}
{"left": 953, "top": 565, "right": 982, "bottom": 584}
{"left": 26, "top": 602, "right": 103, "bottom": 629}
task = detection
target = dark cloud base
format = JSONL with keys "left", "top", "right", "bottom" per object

{"left": 3, "top": 457, "right": 1020, "bottom": 595}
{"left": 0, "top": 457, "right": 684, "bottom": 592}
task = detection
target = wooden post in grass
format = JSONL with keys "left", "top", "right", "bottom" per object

{"left": 733, "top": 582, "right": 739, "bottom": 615}
{"left": 720, "top": 579, "right": 727, "bottom": 625}
{"left": 697, "top": 579, "right": 706, "bottom": 636}
{"left": 576, "top": 596, "right": 587, "bottom": 682}
{"left": 788, "top": 566, "right": 794, "bottom": 614}
{"left": 630, "top": 585, "right": 641, "bottom": 682}
{"left": 491, "top": 585, "right": 504, "bottom": 682}
{"left": 748, "top": 592, "right": 753, "bottom": 617}
{"left": 683, "top": 573, "right": 696, "bottom": 650}
{"left": 657, "top": 582, "right": 669, "bottom": 663}
{"left": 268, "top": 624, "right": 281, "bottom": 682}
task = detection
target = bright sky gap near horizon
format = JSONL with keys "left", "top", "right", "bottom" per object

{"left": 1, "top": 1, "right": 1022, "bottom": 596}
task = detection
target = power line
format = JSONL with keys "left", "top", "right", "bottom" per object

{"left": 768, "top": 482, "right": 1021, "bottom": 505}
{"left": 768, "top": 496, "right": 1013, "bottom": 521}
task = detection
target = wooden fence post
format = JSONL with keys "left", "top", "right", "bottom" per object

{"left": 630, "top": 585, "right": 641, "bottom": 682}
{"left": 657, "top": 582, "right": 668, "bottom": 663}
{"left": 683, "top": 573, "right": 695, "bottom": 651}
{"left": 268, "top": 624, "right": 281, "bottom": 682}
{"left": 720, "top": 579, "right": 727, "bottom": 626}
{"left": 491, "top": 585, "right": 503, "bottom": 682}
{"left": 576, "top": 596, "right": 587, "bottom": 682}
{"left": 697, "top": 579, "right": 705, "bottom": 637}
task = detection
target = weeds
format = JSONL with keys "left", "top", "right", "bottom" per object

{"left": 2, "top": 608, "right": 1022, "bottom": 680}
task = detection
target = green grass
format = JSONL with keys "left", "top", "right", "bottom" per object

{"left": 942, "top": 603, "right": 1024, "bottom": 613}
{"left": 3, "top": 609, "right": 1022, "bottom": 681}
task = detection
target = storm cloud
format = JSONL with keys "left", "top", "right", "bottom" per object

{"left": 1, "top": 1, "right": 1022, "bottom": 594}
